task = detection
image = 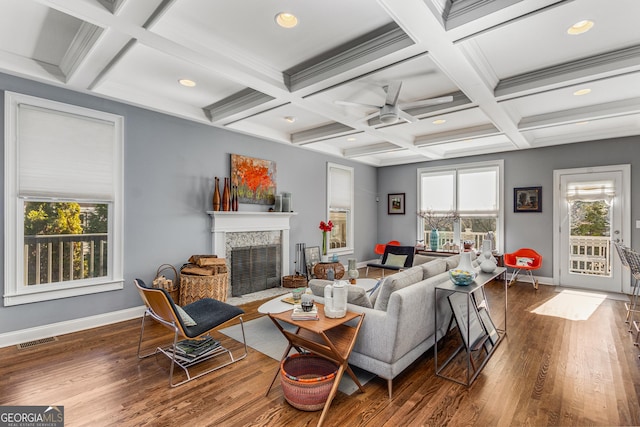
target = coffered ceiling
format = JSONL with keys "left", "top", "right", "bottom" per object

{"left": 2, "top": 0, "right": 639, "bottom": 166}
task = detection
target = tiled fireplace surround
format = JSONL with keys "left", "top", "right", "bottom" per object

{"left": 207, "top": 211, "right": 297, "bottom": 298}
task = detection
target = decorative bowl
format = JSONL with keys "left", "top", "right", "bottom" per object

{"left": 449, "top": 269, "right": 476, "bottom": 286}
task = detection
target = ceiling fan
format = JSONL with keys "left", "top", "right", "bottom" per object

{"left": 335, "top": 81, "right": 453, "bottom": 125}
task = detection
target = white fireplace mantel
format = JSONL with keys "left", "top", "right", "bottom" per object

{"left": 206, "top": 211, "right": 298, "bottom": 275}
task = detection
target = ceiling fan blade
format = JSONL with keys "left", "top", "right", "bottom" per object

{"left": 335, "top": 100, "right": 381, "bottom": 109}
{"left": 362, "top": 110, "right": 381, "bottom": 122}
{"left": 397, "top": 109, "right": 418, "bottom": 124}
{"left": 384, "top": 81, "right": 402, "bottom": 106}
{"left": 400, "top": 95, "right": 454, "bottom": 110}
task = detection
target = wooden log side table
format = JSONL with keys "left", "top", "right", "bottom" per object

{"left": 312, "top": 262, "right": 345, "bottom": 280}
{"left": 266, "top": 304, "right": 365, "bottom": 427}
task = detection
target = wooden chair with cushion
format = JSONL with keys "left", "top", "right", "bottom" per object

{"left": 135, "top": 278, "right": 247, "bottom": 387}
{"left": 366, "top": 245, "right": 415, "bottom": 277}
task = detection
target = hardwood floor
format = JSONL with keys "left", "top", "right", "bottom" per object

{"left": 1, "top": 272, "right": 639, "bottom": 426}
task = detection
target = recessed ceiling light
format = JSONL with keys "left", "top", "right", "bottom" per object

{"left": 275, "top": 12, "right": 298, "bottom": 28}
{"left": 432, "top": 119, "right": 447, "bottom": 125}
{"left": 567, "top": 20, "right": 594, "bottom": 35}
{"left": 346, "top": 137, "right": 357, "bottom": 142}
{"left": 573, "top": 88, "right": 591, "bottom": 96}
{"left": 179, "top": 79, "right": 196, "bottom": 87}
{"left": 284, "top": 116, "right": 296, "bottom": 123}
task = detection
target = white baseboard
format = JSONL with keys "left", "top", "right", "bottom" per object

{"left": 0, "top": 305, "right": 146, "bottom": 348}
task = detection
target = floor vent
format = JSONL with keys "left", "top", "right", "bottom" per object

{"left": 17, "top": 336, "right": 58, "bottom": 349}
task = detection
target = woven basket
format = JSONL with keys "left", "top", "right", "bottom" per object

{"left": 179, "top": 273, "right": 228, "bottom": 305}
{"left": 280, "top": 354, "right": 338, "bottom": 411}
{"left": 282, "top": 274, "right": 308, "bottom": 288}
{"left": 153, "top": 264, "right": 180, "bottom": 303}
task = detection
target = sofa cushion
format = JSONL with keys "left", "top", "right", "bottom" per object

{"left": 309, "top": 281, "right": 373, "bottom": 308}
{"left": 373, "top": 266, "right": 423, "bottom": 311}
{"left": 420, "top": 259, "right": 447, "bottom": 280}
{"left": 412, "top": 254, "right": 437, "bottom": 266}
{"left": 444, "top": 254, "right": 460, "bottom": 270}
{"left": 384, "top": 253, "right": 407, "bottom": 267}
{"left": 444, "top": 253, "right": 478, "bottom": 270}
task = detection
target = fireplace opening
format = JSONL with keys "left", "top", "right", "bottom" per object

{"left": 231, "top": 244, "right": 281, "bottom": 297}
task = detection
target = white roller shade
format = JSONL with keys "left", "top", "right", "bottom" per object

{"left": 329, "top": 165, "right": 351, "bottom": 209}
{"left": 17, "top": 104, "right": 115, "bottom": 201}
{"left": 458, "top": 168, "right": 498, "bottom": 213}
{"left": 420, "top": 171, "right": 455, "bottom": 212}
{"left": 566, "top": 181, "right": 615, "bottom": 203}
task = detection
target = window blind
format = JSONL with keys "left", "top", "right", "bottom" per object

{"left": 17, "top": 104, "right": 116, "bottom": 201}
{"left": 329, "top": 165, "right": 351, "bottom": 209}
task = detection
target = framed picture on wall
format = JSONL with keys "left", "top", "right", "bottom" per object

{"left": 514, "top": 186, "right": 542, "bottom": 212}
{"left": 388, "top": 193, "right": 405, "bottom": 215}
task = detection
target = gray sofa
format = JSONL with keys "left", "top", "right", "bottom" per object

{"left": 309, "top": 253, "right": 473, "bottom": 398}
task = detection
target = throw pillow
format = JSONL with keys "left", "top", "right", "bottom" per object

{"left": 368, "top": 278, "right": 386, "bottom": 306}
{"left": 516, "top": 256, "right": 534, "bottom": 266}
{"left": 373, "top": 266, "right": 423, "bottom": 311}
{"left": 175, "top": 305, "right": 197, "bottom": 326}
{"left": 420, "top": 259, "right": 447, "bottom": 280}
{"left": 384, "top": 253, "right": 408, "bottom": 267}
{"left": 308, "top": 282, "right": 373, "bottom": 309}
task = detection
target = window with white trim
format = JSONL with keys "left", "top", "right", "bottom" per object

{"left": 417, "top": 160, "right": 503, "bottom": 252}
{"left": 326, "top": 162, "right": 354, "bottom": 255}
{"left": 4, "top": 92, "right": 124, "bottom": 306}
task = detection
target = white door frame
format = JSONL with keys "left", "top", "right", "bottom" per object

{"left": 553, "top": 164, "right": 631, "bottom": 294}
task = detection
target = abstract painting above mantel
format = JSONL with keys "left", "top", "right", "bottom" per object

{"left": 231, "top": 154, "right": 276, "bottom": 205}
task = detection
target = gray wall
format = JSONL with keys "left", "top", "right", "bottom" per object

{"left": 0, "top": 72, "right": 378, "bottom": 334}
{"left": 377, "top": 137, "right": 640, "bottom": 278}
{"left": 2, "top": 69, "right": 638, "bottom": 335}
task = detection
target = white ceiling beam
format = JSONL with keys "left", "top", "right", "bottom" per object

{"left": 519, "top": 97, "right": 640, "bottom": 130}
{"left": 379, "top": 0, "right": 533, "bottom": 149}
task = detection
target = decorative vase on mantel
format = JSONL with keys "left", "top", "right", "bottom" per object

{"left": 429, "top": 229, "right": 439, "bottom": 251}
{"left": 212, "top": 177, "right": 221, "bottom": 211}
{"left": 222, "top": 177, "right": 231, "bottom": 211}
{"left": 232, "top": 185, "right": 239, "bottom": 211}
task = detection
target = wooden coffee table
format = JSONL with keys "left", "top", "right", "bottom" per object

{"left": 265, "top": 303, "right": 365, "bottom": 427}
{"left": 257, "top": 278, "right": 379, "bottom": 314}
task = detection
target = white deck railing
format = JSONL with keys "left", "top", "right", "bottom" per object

{"left": 426, "top": 230, "right": 611, "bottom": 276}
{"left": 24, "top": 233, "right": 108, "bottom": 285}
{"left": 568, "top": 235, "right": 610, "bottom": 276}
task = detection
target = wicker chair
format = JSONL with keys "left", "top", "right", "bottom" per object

{"left": 135, "top": 279, "right": 247, "bottom": 386}
{"left": 614, "top": 244, "right": 640, "bottom": 343}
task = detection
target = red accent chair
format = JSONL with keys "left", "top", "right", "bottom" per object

{"left": 504, "top": 248, "right": 542, "bottom": 290}
{"left": 374, "top": 240, "right": 400, "bottom": 258}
